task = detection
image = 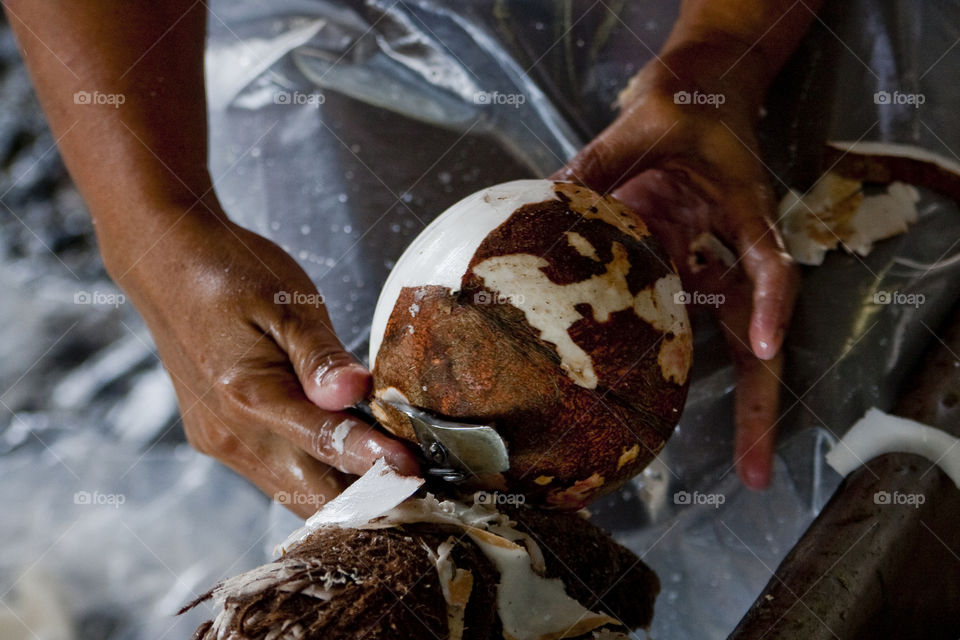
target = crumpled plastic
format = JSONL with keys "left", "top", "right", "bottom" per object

{"left": 2, "top": 1, "right": 958, "bottom": 639}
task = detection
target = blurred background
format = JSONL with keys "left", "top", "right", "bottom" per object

{"left": 1, "top": 1, "right": 959, "bottom": 639}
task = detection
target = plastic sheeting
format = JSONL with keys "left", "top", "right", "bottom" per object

{"left": 2, "top": 1, "right": 959, "bottom": 639}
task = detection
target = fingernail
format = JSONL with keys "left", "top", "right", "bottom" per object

{"left": 739, "top": 460, "right": 771, "bottom": 490}
{"left": 311, "top": 363, "right": 370, "bottom": 410}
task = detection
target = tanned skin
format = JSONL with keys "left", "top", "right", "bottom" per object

{"left": 4, "top": 0, "right": 824, "bottom": 513}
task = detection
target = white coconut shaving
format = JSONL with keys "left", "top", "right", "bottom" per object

{"left": 826, "top": 407, "right": 960, "bottom": 488}
{"left": 778, "top": 173, "right": 919, "bottom": 265}
{"left": 423, "top": 537, "right": 472, "bottom": 640}
{"left": 276, "top": 457, "right": 424, "bottom": 552}
{"left": 330, "top": 421, "right": 352, "bottom": 455}
{"left": 274, "top": 459, "right": 621, "bottom": 640}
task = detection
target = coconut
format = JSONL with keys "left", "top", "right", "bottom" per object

{"left": 183, "top": 500, "right": 659, "bottom": 640}
{"left": 368, "top": 180, "right": 693, "bottom": 507}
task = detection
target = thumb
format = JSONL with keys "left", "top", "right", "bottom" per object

{"left": 270, "top": 301, "right": 372, "bottom": 411}
{"left": 551, "top": 118, "right": 669, "bottom": 194}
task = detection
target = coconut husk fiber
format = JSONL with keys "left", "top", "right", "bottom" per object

{"left": 182, "top": 507, "right": 658, "bottom": 640}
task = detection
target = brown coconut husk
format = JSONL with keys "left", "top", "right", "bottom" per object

{"left": 182, "top": 508, "right": 658, "bottom": 640}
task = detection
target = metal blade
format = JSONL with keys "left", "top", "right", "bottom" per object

{"left": 386, "top": 400, "right": 509, "bottom": 478}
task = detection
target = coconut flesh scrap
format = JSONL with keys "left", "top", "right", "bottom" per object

{"left": 422, "top": 537, "right": 473, "bottom": 640}
{"left": 825, "top": 407, "right": 960, "bottom": 489}
{"left": 777, "top": 140, "right": 960, "bottom": 266}
{"left": 275, "top": 458, "right": 620, "bottom": 640}
{"left": 777, "top": 172, "right": 919, "bottom": 266}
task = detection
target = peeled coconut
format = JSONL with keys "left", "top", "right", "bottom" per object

{"left": 369, "top": 180, "right": 693, "bottom": 507}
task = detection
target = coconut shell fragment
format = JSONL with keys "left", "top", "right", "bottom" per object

{"left": 369, "top": 180, "right": 693, "bottom": 507}
{"left": 824, "top": 140, "right": 960, "bottom": 203}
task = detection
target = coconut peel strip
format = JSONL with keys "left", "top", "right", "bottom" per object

{"left": 278, "top": 460, "right": 620, "bottom": 640}
{"left": 826, "top": 407, "right": 960, "bottom": 488}
{"left": 276, "top": 457, "right": 425, "bottom": 553}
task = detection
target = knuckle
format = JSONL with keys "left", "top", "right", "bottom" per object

{"left": 183, "top": 416, "right": 244, "bottom": 460}
{"left": 280, "top": 313, "right": 354, "bottom": 382}
{"left": 215, "top": 369, "right": 266, "bottom": 422}
{"left": 570, "top": 141, "right": 614, "bottom": 189}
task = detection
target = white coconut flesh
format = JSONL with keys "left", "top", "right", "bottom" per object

{"left": 777, "top": 140, "right": 960, "bottom": 266}
{"left": 369, "top": 179, "right": 690, "bottom": 388}
{"left": 274, "top": 459, "right": 620, "bottom": 640}
{"left": 778, "top": 172, "right": 919, "bottom": 265}
{"left": 826, "top": 407, "right": 960, "bottom": 489}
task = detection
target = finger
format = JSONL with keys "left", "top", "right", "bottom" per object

{"left": 731, "top": 350, "right": 784, "bottom": 490}
{"left": 551, "top": 115, "right": 671, "bottom": 193}
{"left": 230, "top": 368, "right": 420, "bottom": 477}
{"left": 724, "top": 194, "right": 800, "bottom": 360}
{"left": 266, "top": 299, "right": 372, "bottom": 411}
{"left": 717, "top": 288, "right": 783, "bottom": 491}
{"left": 232, "top": 439, "right": 351, "bottom": 519}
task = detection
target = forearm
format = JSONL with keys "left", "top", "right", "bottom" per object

{"left": 625, "top": 0, "right": 827, "bottom": 113}
{"left": 2, "top": 0, "right": 216, "bottom": 274}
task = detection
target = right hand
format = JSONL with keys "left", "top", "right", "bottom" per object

{"left": 113, "top": 211, "right": 420, "bottom": 518}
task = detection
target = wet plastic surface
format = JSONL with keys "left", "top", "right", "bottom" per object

{"left": 1, "top": 1, "right": 959, "bottom": 639}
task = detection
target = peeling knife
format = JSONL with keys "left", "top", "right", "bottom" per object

{"left": 387, "top": 400, "right": 510, "bottom": 482}
{"left": 355, "top": 400, "right": 510, "bottom": 482}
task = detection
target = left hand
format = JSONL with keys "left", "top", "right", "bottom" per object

{"left": 554, "top": 58, "right": 799, "bottom": 489}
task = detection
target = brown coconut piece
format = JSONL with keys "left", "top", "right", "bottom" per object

{"left": 824, "top": 140, "right": 960, "bottom": 202}
{"left": 372, "top": 182, "right": 692, "bottom": 508}
{"left": 183, "top": 509, "right": 659, "bottom": 640}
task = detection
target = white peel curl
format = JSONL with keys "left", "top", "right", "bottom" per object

{"left": 826, "top": 407, "right": 960, "bottom": 488}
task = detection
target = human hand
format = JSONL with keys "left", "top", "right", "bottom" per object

{"left": 555, "top": 54, "right": 799, "bottom": 489}
{"left": 116, "top": 212, "right": 420, "bottom": 517}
